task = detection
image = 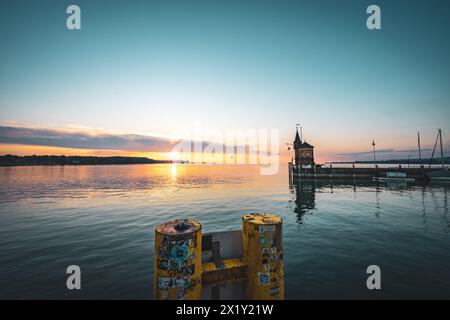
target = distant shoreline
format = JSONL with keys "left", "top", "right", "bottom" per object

{"left": 0, "top": 155, "right": 175, "bottom": 167}
{"left": 0, "top": 163, "right": 173, "bottom": 167}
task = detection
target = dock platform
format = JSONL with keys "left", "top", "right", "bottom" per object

{"left": 292, "top": 166, "right": 442, "bottom": 181}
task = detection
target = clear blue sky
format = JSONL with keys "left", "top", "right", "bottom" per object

{"left": 0, "top": 0, "right": 449, "bottom": 161}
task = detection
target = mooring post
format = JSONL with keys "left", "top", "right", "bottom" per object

{"left": 154, "top": 219, "right": 202, "bottom": 300}
{"left": 242, "top": 213, "right": 284, "bottom": 300}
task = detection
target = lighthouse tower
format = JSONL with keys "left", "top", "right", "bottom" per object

{"left": 293, "top": 127, "right": 315, "bottom": 170}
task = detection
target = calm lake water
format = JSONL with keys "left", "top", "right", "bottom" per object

{"left": 0, "top": 164, "right": 449, "bottom": 299}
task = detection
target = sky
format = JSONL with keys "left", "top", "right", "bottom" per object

{"left": 0, "top": 0, "right": 449, "bottom": 163}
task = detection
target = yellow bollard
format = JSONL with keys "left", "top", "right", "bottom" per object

{"left": 154, "top": 219, "right": 202, "bottom": 300}
{"left": 242, "top": 213, "right": 284, "bottom": 300}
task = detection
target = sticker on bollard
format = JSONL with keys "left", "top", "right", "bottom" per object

{"left": 154, "top": 219, "right": 202, "bottom": 300}
{"left": 242, "top": 213, "right": 284, "bottom": 300}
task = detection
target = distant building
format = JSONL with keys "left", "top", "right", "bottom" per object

{"left": 293, "top": 127, "right": 315, "bottom": 169}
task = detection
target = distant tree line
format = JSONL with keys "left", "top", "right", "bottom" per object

{"left": 0, "top": 155, "right": 173, "bottom": 166}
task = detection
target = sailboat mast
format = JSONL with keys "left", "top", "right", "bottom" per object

{"left": 439, "top": 129, "right": 444, "bottom": 168}
{"left": 429, "top": 130, "right": 440, "bottom": 169}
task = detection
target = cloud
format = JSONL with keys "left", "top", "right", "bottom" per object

{"left": 0, "top": 126, "right": 178, "bottom": 152}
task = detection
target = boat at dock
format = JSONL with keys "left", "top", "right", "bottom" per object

{"left": 426, "top": 167, "right": 450, "bottom": 181}
{"left": 424, "top": 129, "right": 449, "bottom": 181}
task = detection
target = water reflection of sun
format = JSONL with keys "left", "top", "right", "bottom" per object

{"left": 171, "top": 164, "right": 177, "bottom": 178}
